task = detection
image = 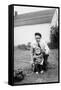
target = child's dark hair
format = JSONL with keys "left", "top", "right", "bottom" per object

{"left": 35, "top": 32, "right": 42, "bottom": 38}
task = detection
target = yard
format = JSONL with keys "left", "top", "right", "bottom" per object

{"left": 14, "top": 47, "right": 59, "bottom": 84}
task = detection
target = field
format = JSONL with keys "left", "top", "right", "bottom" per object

{"left": 14, "top": 47, "right": 59, "bottom": 84}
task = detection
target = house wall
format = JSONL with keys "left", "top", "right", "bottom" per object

{"left": 14, "top": 23, "right": 50, "bottom": 46}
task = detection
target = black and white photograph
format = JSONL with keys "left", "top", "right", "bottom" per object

{"left": 13, "top": 5, "right": 59, "bottom": 85}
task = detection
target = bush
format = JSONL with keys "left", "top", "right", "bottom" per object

{"left": 48, "top": 26, "right": 59, "bottom": 49}
{"left": 17, "top": 44, "right": 27, "bottom": 50}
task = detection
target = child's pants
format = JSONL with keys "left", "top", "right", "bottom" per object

{"left": 34, "top": 64, "right": 43, "bottom": 72}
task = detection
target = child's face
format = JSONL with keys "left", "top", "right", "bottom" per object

{"left": 35, "top": 35, "right": 41, "bottom": 43}
{"left": 35, "top": 47, "right": 41, "bottom": 54}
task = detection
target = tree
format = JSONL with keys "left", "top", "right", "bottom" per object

{"left": 48, "top": 26, "right": 59, "bottom": 49}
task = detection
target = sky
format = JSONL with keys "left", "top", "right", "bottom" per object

{"left": 14, "top": 6, "right": 57, "bottom": 46}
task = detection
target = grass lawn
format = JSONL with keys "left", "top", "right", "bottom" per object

{"left": 14, "top": 48, "right": 59, "bottom": 84}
